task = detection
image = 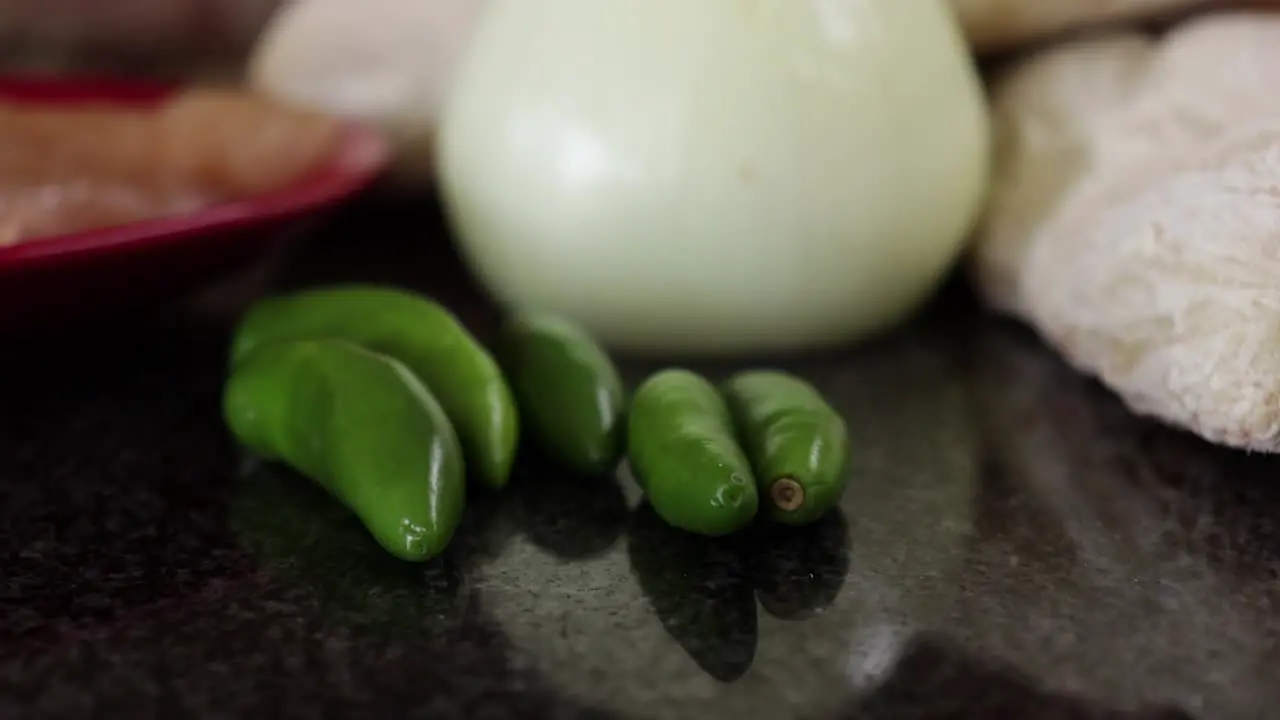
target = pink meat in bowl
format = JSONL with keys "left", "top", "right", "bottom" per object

{"left": 0, "top": 75, "right": 391, "bottom": 331}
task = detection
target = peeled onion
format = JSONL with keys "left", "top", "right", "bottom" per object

{"left": 438, "top": 0, "right": 991, "bottom": 356}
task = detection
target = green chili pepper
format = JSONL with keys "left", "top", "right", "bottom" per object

{"left": 495, "top": 313, "right": 626, "bottom": 476}
{"left": 722, "top": 370, "right": 849, "bottom": 525}
{"left": 230, "top": 284, "right": 519, "bottom": 490}
{"left": 627, "top": 369, "right": 758, "bottom": 536}
{"left": 223, "top": 339, "right": 466, "bottom": 562}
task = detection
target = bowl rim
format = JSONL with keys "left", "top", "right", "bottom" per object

{"left": 0, "top": 74, "right": 392, "bottom": 272}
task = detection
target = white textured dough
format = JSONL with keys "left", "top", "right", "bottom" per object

{"left": 437, "top": 0, "right": 990, "bottom": 356}
{"left": 971, "top": 33, "right": 1156, "bottom": 313}
{"left": 246, "top": 0, "right": 487, "bottom": 182}
{"left": 973, "top": 11, "right": 1280, "bottom": 452}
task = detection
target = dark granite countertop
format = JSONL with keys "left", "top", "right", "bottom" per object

{"left": 2, "top": 197, "right": 1276, "bottom": 720}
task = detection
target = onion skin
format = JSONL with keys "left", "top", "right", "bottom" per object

{"left": 438, "top": 0, "right": 991, "bottom": 356}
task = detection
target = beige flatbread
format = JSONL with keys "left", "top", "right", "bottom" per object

{"left": 971, "top": 11, "right": 1280, "bottom": 452}
{"left": 951, "top": 0, "right": 1213, "bottom": 51}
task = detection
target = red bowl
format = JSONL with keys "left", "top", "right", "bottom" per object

{"left": 0, "top": 75, "right": 391, "bottom": 331}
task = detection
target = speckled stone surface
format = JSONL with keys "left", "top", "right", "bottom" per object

{"left": 1, "top": 198, "right": 1274, "bottom": 719}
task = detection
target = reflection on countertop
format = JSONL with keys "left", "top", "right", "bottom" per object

{"left": 0, "top": 196, "right": 1276, "bottom": 719}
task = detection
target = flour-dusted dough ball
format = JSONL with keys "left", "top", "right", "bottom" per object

{"left": 247, "top": 0, "right": 487, "bottom": 182}
{"left": 973, "top": 33, "right": 1155, "bottom": 313}
{"left": 973, "top": 11, "right": 1280, "bottom": 451}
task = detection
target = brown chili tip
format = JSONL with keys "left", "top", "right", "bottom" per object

{"left": 770, "top": 478, "right": 804, "bottom": 512}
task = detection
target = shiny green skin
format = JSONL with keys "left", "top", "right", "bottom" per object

{"left": 223, "top": 339, "right": 466, "bottom": 562}
{"left": 230, "top": 285, "right": 518, "bottom": 489}
{"left": 722, "top": 371, "right": 849, "bottom": 526}
{"left": 627, "top": 369, "right": 758, "bottom": 536}
{"left": 496, "top": 314, "right": 625, "bottom": 476}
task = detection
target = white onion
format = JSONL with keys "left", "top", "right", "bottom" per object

{"left": 438, "top": 0, "right": 991, "bottom": 356}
